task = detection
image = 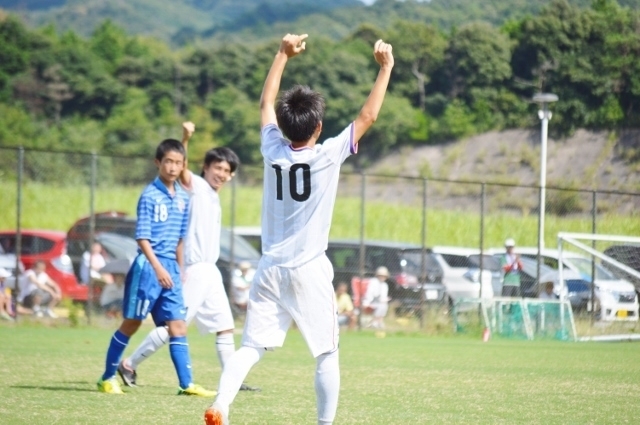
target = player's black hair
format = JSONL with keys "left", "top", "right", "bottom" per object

{"left": 201, "top": 147, "right": 240, "bottom": 177}
{"left": 276, "top": 85, "right": 325, "bottom": 143}
{"left": 155, "top": 139, "right": 185, "bottom": 161}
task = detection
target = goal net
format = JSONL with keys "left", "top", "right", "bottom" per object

{"left": 453, "top": 297, "right": 577, "bottom": 341}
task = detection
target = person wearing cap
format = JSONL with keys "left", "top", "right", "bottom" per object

{"left": 500, "top": 238, "right": 523, "bottom": 297}
{"left": 0, "top": 267, "right": 15, "bottom": 321}
{"left": 362, "top": 266, "right": 390, "bottom": 329}
{"left": 232, "top": 261, "right": 254, "bottom": 313}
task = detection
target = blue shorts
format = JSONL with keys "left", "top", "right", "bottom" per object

{"left": 122, "top": 254, "right": 186, "bottom": 326}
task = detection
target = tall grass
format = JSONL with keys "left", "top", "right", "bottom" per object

{"left": 2, "top": 181, "right": 639, "bottom": 249}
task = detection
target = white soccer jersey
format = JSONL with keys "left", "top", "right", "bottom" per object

{"left": 182, "top": 172, "right": 221, "bottom": 266}
{"left": 260, "top": 122, "right": 357, "bottom": 268}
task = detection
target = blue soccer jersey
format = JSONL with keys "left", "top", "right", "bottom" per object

{"left": 122, "top": 176, "right": 189, "bottom": 324}
{"left": 135, "top": 177, "right": 189, "bottom": 259}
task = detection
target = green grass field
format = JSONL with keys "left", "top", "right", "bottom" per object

{"left": 1, "top": 322, "right": 639, "bottom": 424}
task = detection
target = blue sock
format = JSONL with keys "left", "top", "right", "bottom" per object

{"left": 169, "top": 336, "right": 193, "bottom": 389}
{"left": 102, "top": 330, "right": 130, "bottom": 381}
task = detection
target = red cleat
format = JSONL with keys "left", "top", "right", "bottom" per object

{"left": 204, "top": 403, "right": 228, "bottom": 425}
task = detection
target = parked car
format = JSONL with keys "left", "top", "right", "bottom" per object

{"left": 0, "top": 230, "right": 88, "bottom": 302}
{"left": 514, "top": 247, "right": 638, "bottom": 321}
{"left": 430, "top": 246, "right": 499, "bottom": 304}
{"left": 233, "top": 226, "right": 262, "bottom": 254}
{"left": 602, "top": 244, "right": 640, "bottom": 291}
{"left": 325, "top": 240, "right": 447, "bottom": 316}
{"left": 67, "top": 212, "right": 261, "bottom": 293}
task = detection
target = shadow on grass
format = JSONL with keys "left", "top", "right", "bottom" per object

{"left": 11, "top": 383, "right": 95, "bottom": 392}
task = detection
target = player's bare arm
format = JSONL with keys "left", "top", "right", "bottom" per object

{"left": 354, "top": 39, "right": 394, "bottom": 143}
{"left": 260, "top": 33, "right": 308, "bottom": 128}
{"left": 179, "top": 121, "right": 195, "bottom": 189}
{"left": 137, "top": 239, "right": 173, "bottom": 289}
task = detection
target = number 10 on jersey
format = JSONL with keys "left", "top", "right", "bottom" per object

{"left": 272, "top": 164, "right": 311, "bottom": 202}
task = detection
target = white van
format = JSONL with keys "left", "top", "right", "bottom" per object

{"left": 514, "top": 247, "right": 639, "bottom": 321}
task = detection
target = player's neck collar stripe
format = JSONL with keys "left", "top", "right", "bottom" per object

{"left": 289, "top": 144, "right": 312, "bottom": 151}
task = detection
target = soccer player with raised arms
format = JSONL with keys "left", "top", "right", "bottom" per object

{"left": 97, "top": 138, "right": 213, "bottom": 396}
{"left": 204, "top": 33, "right": 394, "bottom": 425}
{"left": 117, "top": 123, "right": 258, "bottom": 393}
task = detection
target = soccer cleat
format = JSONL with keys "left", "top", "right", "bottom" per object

{"left": 117, "top": 361, "right": 138, "bottom": 387}
{"left": 44, "top": 308, "right": 58, "bottom": 318}
{"left": 204, "top": 402, "right": 228, "bottom": 425}
{"left": 177, "top": 383, "right": 217, "bottom": 397}
{"left": 97, "top": 377, "right": 125, "bottom": 394}
{"left": 239, "top": 382, "right": 261, "bottom": 392}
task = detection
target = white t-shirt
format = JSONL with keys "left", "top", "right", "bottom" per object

{"left": 362, "top": 276, "right": 389, "bottom": 308}
{"left": 232, "top": 270, "right": 254, "bottom": 306}
{"left": 18, "top": 269, "right": 49, "bottom": 302}
{"left": 81, "top": 251, "right": 107, "bottom": 283}
{"left": 260, "top": 123, "right": 356, "bottom": 268}
{"left": 182, "top": 172, "right": 222, "bottom": 266}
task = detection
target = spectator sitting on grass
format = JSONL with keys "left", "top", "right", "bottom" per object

{"left": 538, "top": 281, "right": 557, "bottom": 300}
{"left": 0, "top": 267, "right": 15, "bottom": 321}
{"left": 18, "top": 260, "right": 62, "bottom": 318}
{"left": 362, "top": 267, "right": 390, "bottom": 330}
{"left": 335, "top": 282, "right": 356, "bottom": 330}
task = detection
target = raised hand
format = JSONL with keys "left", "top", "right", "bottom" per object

{"left": 279, "top": 33, "right": 308, "bottom": 58}
{"left": 373, "top": 39, "right": 394, "bottom": 70}
{"left": 182, "top": 121, "right": 195, "bottom": 142}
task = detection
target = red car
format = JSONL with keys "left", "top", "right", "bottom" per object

{"left": 0, "top": 230, "right": 89, "bottom": 302}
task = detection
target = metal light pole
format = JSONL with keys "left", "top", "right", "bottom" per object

{"left": 533, "top": 93, "right": 558, "bottom": 288}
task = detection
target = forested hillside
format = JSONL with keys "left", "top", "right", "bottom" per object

{"left": 6, "top": 0, "right": 640, "bottom": 45}
{"left": 1, "top": 0, "right": 640, "bottom": 174}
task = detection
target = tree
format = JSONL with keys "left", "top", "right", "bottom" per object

{"left": 386, "top": 21, "right": 446, "bottom": 111}
{"left": 0, "top": 15, "right": 31, "bottom": 99}
{"left": 444, "top": 22, "right": 512, "bottom": 101}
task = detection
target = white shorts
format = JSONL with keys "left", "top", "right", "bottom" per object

{"left": 183, "top": 262, "right": 234, "bottom": 335}
{"left": 372, "top": 303, "right": 388, "bottom": 318}
{"left": 242, "top": 254, "right": 339, "bottom": 358}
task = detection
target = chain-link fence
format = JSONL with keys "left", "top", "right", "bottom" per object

{"left": 1, "top": 147, "right": 639, "bottom": 336}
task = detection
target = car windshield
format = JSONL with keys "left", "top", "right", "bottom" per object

{"left": 565, "top": 257, "right": 616, "bottom": 281}
{"left": 97, "top": 233, "right": 139, "bottom": 261}
{"left": 401, "top": 251, "right": 440, "bottom": 274}
{"left": 220, "top": 228, "right": 260, "bottom": 260}
{"left": 519, "top": 257, "right": 555, "bottom": 277}
{"left": 468, "top": 254, "right": 501, "bottom": 271}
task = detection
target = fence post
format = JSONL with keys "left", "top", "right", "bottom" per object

{"left": 14, "top": 147, "right": 24, "bottom": 320}
{"left": 87, "top": 152, "right": 97, "bottom": 324}
{"left": 590, "top": 190, "right": 597, "bottom": 326}
{"left": 357, "top": 172, "right": 366, "bottom": 330}
{"left": 419, "top": 178, "right": 428, "bottom": 328}
{"left": 479, "top": 183, "right": 486, "bottom": 298}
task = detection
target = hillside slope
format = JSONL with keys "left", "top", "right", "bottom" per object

{"left": 365, "top": 129, "right": 640, "bottom": 213}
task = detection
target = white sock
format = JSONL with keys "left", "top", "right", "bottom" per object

{"left": 216, "top": 333, "right": 236, "bottom": 372}
{"left": 215, "top": 346, "right": 264, "bottom": 413}
{"left": 315, "top": 349, "right": 340, "bottom": 425}
{"left": 128, "top": 326, "right": 169, "bottom": 370}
